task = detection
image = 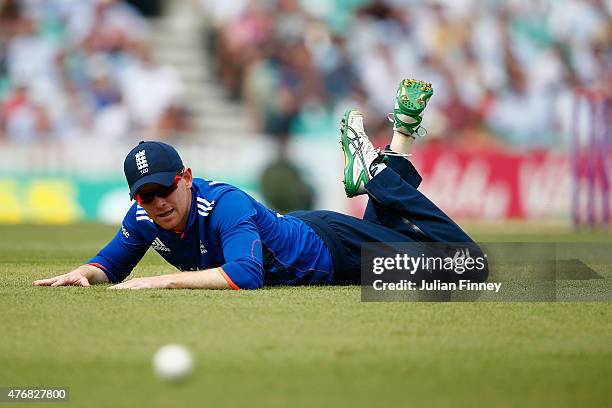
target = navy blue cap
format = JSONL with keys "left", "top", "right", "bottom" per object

{"left": 124, "top": 141, "right": 184, "bottom": 199}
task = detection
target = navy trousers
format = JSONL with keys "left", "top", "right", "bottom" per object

{"left": 293, "top": 154, "right": 486, "bottom": 284}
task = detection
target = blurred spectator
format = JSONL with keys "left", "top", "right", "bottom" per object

{"left": 1, "top": 83, "right": 51, "bottom": 143}
{"left": 486, "top": 40, "right": 557, "bottom": 146}
{"left": 119, "top": 43, "right": 184, "bottom": 134}
{"left": 259, "top": 139, "right": 315, "bottom": 213}
{"left": 204, "top": 0, "right": 612, "bottom": 148}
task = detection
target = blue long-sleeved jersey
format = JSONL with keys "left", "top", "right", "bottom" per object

{"left": 87, "top": 178, "right": 334, "bottom": 289}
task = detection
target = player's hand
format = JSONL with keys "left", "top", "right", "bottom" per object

{"left": 108, "top": 275, "right": 171, "bottom": 290}
{"left": 33, "top": 265, "right": 108, "bottom": 287}
{"left": 33, "top": 269, "right": 91, "bottom": 287}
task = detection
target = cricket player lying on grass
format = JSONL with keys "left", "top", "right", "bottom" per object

{"left": 34, "top": 79, "right": 487, "bottom": 290}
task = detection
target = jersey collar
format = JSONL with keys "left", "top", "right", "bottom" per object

{"left": 180, "top": 185, "right": 199, "bottom": 238}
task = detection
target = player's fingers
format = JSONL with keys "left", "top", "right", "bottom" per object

{"left": 34, "top": 277, "right": 60, "bottom": 286}
{"left": 33, "top": 279, "right": 49, "bottom": 286}
{"left": 78, "top": 277, "right": 91, "bottom": 287}
{"left": 50, "top": 277, "right": 68, "bottom": 287}
{"left": 51, "top": 275, "right": 81, "bottom": 287}
{"left": 109, "top": 278, "right": 143, "bottom": 290}
{"left": 33, "top": 276, "right": 60, "bottom": 286}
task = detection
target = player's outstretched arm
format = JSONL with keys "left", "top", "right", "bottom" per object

{"left": 107, "top": 268, "right": 231, "bottom": 290}
{"left": 33, "top": 265, "right": 109, "bottom": 287}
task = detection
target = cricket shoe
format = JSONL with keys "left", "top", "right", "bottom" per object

{"left": 340, "top": 110, "right": 410, "bottom": 197}
{"left": 340, "top": 110, "right": 380, "bottom": 197}
{"left": 388, "top": 78, "right": 433, "bottom": 137}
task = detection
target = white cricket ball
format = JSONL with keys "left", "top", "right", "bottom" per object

{"left": 152, "top": 344, "right": 194, "bottom": 380}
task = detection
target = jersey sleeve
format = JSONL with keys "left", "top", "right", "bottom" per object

{"left": 209, "top": 190, "right": 264, "bottom": 289}
{"left": 86, "top": 206, "right": 151, "bottom": 283}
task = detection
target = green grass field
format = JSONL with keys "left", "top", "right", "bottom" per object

{"left": 1, "top": 224, "right": 611, "bottom": 407}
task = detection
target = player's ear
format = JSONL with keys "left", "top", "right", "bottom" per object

{"left": 183, "top": 168, "right": 193, "bottom": 188}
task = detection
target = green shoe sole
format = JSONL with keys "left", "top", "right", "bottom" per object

{"left": 393, "top": 79, "right": 433, "bottom": 135}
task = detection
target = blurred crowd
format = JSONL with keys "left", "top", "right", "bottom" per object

{"left": 203, "top": 0, "right": 611, "bottom": 148}
{"left": 0, "top": 0, "right": 190, "bottom": 144}
{"left": 3, "top": 0, "right": 608, "bottom": 148}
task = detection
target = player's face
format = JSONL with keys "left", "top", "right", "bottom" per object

{"left": 136, "top": 168, "right": 193, "bottom": 231}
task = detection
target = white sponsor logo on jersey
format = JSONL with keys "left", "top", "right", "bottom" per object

{"left": 151, "top": 237, "right": 170, "bottom": 252}
{"left": 121, "top": 225, "right": 130, "bottom": 238}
